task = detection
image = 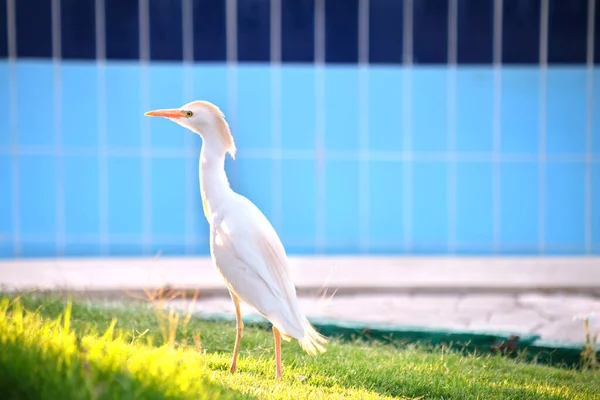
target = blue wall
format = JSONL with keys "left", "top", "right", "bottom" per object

{"left": 0, "top": 0, "right": 599, "bottom": 258}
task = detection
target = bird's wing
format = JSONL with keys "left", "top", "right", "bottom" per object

{"left": 210, "top": 198, "right": 304, "bottom": 338}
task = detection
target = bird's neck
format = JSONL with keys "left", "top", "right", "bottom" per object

{"left": 199, "top": 140, "right": 232, "bottom": 224}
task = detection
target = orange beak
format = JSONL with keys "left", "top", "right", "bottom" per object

{"left": 144, "top": 109, "right": 186, "bottom": 118}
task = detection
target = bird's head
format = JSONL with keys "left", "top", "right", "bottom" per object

{"left": 144, "top": 100, "right": 236, "bottom": 158}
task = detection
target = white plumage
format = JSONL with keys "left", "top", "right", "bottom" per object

{"left": 145, "top": 100, "right": 327, "bottom": 380}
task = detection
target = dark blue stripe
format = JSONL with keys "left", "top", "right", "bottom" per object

{"left": 193, "top": 0, "right": 226, "bottom": 62}
{"left": 4, "top": 0, "right": 598, "bottom": 65}
{"left": 61, "top": 0, "right": 96, "bottom": 60}
{"left": 149, "top": 0, "right": 183, "bottom": 61}
{"left": 105, "top": 0, "right": 139, "bottom": 60}
{"left": 548, "top": 0, "right": 587, "bottom": 64}
{"left": 325, "top": 0, "right": 358, "bottom": 63}
{"left": 282, "top": 0, "right": 315, "bottom": 62}
{"left": 238, "top": 0, "right": 270, "bottom": 62}
{"left": 414, "top": 0, "right": 448, "bottom": 64}
{"left": 502, "top": 0, "right": 540, "bottom": 64}
{"left": 596, "top": 0, "right": 600, "bottom": 64}
{"left": 457, "top": 0, "right": 493, "bottom": 64}
{"left": 16, "top": 0, "right": 52, "bottom": 58}
{"left": 0, "top": 0, "right": 7, "bottom": 57}
{"left": 369, "top": 0, "right": 404, "bottom": 64}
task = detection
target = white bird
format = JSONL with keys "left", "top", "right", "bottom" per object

{"left": 145, "top": 100, "right": 328, "bottom": 380}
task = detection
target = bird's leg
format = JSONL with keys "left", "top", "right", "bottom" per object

{"left": 272, "top": 326, "right": 282, "bottom": 380}
{"left": 229, "top": 293, "right": 244, "bottom": 374}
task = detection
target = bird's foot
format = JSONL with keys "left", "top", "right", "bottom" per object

{"left": 275, "top": 372, "right": 282, "bottom": 381}
{"left": 229, "top": 363, "right": 237, "bottom": 374}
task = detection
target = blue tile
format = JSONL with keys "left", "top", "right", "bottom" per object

{"left": 369, "top": 160, "right": 404, "bottom": 244}
{"left": 236, "top": 66, "right": 273, "bottom": 150}
{"left": 107, "top": 156, "right": 143, "bottom": 235}
{"left": 325, "top": 0, "right": 358, "bottom": 63}
{"left": 0, "top": 241, "right": 13, "bottom": 258}
{"left": 324, "top": 67, "right": 359, "bottom": 151}
{"left": 281, "top": 66, "right": 316, "bottom": 151}
{"left": 63, "top": 155, "right": 99, "bottom": 236}
{"left": 548, "top": 0, "right": 587, "bottom": 64}
{"left": 106, "top": 64, "right": 142, "bottom": 148}
{"left": 282, "top": 0, "right": 314, "bottom": 63}
{"left": 105, "top": 0, "right": 139, "bottom": 60}
{"left": 592, "top": 71, "right": 600, "bottom": 156}
{"left": 368, "top": 67, "right": 404, "bottom": 151}
{"left": 283, "top": 243, "right": 316, "bottom": 256}
{"left": 17, "top": 61, "right": 55, "bottom": 147}
{"left": 412, "top": 162, "right": 449, "bottom": 246}
{"left": 192, "top": 65, "right": 228, "bottom": 108}
{"left": 190, "top": 168, "right": 210, "bottom": 245}
{"left": 16, "top": 0, "right": 52, "bottom": 58}
{"left": 235, "top": 158, "right": 274, "bottom": 222}
{"left": 19, "top": 155, "right": 56, "bottom": 236}
{"left": 149, "top": 0, "right": 183, "bottom": 61}
{"left": 21, "top": 242, "right": 57, "bottom": 258}
{"left": 457, "top": 0, "right": 493, "bottom": 64}
{"left": 0, "top": 62, "right": 9, "bottom": 147}
{"left": 502, "top": 0, "right": 540, "bottom": 64}
{"left": 64, "top": 243, "right": 101, "bottom": 257}
{"left": 151, "top": 243, "right": 187, "bottom": 257}
{"left": 545, "top": 162, "right": 586, "bottom": 247}
{"left": 413, "top": 0, "right": 448, "bottom": 64}
{"left": 455, "top": 69, "right": 493, "bottom": 152}
{"left": 592, "top": 164, "right": 600, "bottom": 249}
{"left": 369, "top": 0, "right": 403, "bottom": 64}
{"left": 148, "top": 65, "right": 186, "bottom": 149}
{"left": 193, "top": 0, "right": 226, "bottom": 62}
{"left": 500, "top": 161, "right": 538, "bottom": 247}
{"left": 412, "top": 68, "right": 448, "bottom": 151}
{"left": 281, "top": 159, "right": 316, "bottom": 243}
{"left": 62, "top": 64, "right": 98, "bottom": 147}
{"left": 325, "top": 159, "right": 359, "bottom": 243}
{"left": 456, "top": 162, "right": 493, "bottom": 246}
{"left": 546, "top": 68, "right": 586, "bottom": 154}
{"left": 151, "top": 157, "right": 186, "bottom": 236}
{"left": 238, "top": 0, "right": 270, "bottom": 62}
{"left": 61, "top": 0, "right": 96, "bottom": 60}
{"left": 0, "top": 0, "right": 6, "bottom": 58}
{"left": 501, "top": 68, "right": 539, "bottom": 154}
{"left": 108, "top": 243, "right": 144, "bottom": 257}
{"left": 0, "top": 156, "right": 12, "bottom": 235}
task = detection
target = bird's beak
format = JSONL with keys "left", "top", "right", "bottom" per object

{"left": 144, "top": 109, "right": 186, "bottom": 119}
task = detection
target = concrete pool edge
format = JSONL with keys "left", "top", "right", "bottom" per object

{"left": 1, "top": 255, "right": 599, "bottom": 294}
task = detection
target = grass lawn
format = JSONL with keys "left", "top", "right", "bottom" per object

{"left": 0, "top": 293, "right": 598, "bottom": 400}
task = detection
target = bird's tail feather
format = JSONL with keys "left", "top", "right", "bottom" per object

{"left": 298, "top": 318, "right": 328, "bottom": 356}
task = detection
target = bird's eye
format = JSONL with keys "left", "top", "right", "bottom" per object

{"left": 185, "top": 111, "right": 193, "bottom": 118}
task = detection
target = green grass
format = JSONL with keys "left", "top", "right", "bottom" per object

{"left": 0, "top": 294, "right": 599, "bottom": 400}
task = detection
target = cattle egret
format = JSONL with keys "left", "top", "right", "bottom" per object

{"left": 145, "top": 100, "right": 328, "bottom": 380}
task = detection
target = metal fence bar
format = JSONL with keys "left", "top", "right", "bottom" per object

{"left": 271, "top": 0, "right": 283, "bottom": 233}
{"left": 585, "top": 0, "right": 596, "bottom": 255}
{"left": 96, "top": 0, "right": 109, "bottom": 255}
{"left": 492, "top": 0, "right": 503, "bottom": 253}
{"left": 314, "top": 0, "right": 326, "bottom": 253}
{"left": 182, "top": 0, "right": 196, "bottom": 254}
{"left": 7, "top": 0, "right": 20, "bottom": 257}
{"left": 447, "top": 0, "right": 458, "bottom": 254}
{"left": 139, "top": 0, "right": 152, "bottom": 255}
{"left": 402, "top": 0, "right": 413, "bottom": 252}
{"left": 358, "top": 0, "right": 370, "bottom": 253}
{"left": 51, "top": 0, "right": 65, "bottom": 256}
{"left": 538, "top": 0, "right": 549, "bottom": 254}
